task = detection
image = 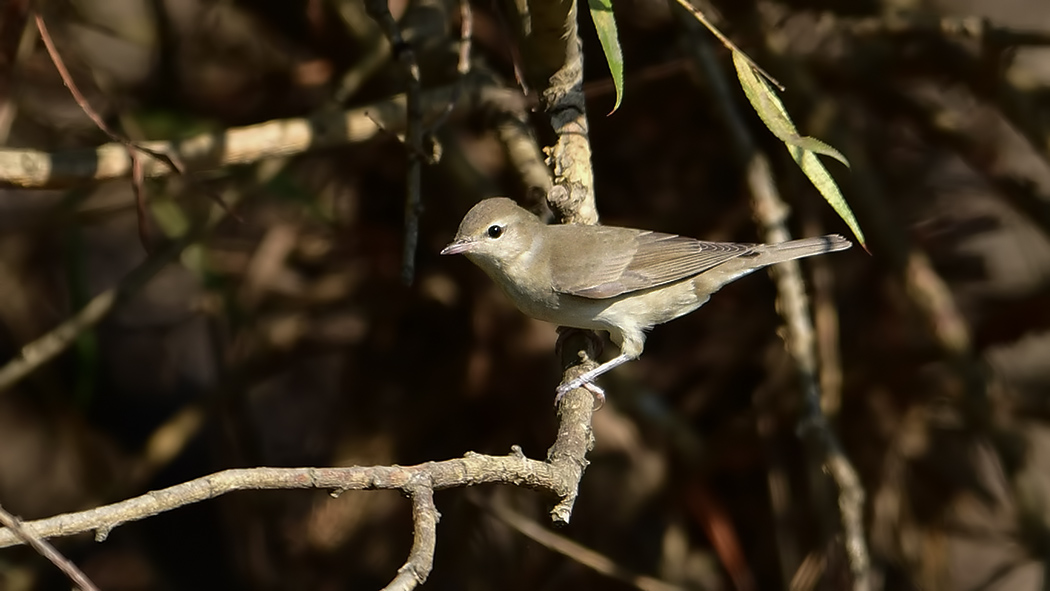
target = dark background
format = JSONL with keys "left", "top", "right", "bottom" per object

{"left": 1, "top": 0, "right": 1049, "bottom": 589}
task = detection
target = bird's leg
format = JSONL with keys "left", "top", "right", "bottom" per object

{"left": 555, "top": 353, "right": 633, "bottom": 403}
{"left": 554, "top": 327, "right": 609, "bottom": 408}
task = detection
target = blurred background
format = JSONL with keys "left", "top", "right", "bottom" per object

{"left": 1, "top": 0, "right": 1049, "bottom": 589}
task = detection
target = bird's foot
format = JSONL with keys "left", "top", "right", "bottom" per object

{"left": 554, "top": 377, "right": 605, "bottom": 410}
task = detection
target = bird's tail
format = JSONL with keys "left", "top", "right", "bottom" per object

{"left": 692, "top": 234, "right": 852, "bottom": 294}
{"left": 749, "top": 234, "right": 852, "bottom": 266}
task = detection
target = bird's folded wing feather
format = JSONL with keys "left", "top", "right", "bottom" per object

{"left": 547, "top": 226, "right": 755, "bottom": 299}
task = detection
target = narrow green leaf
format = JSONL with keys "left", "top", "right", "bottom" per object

{"left": 792, "top": 147, "right": 865, "bottom": 247}
{"left": 588, "top": 0, "right": 624, "bottom": 114}
{"left": 733, "top": 52, "right": 848, "bottom": 167}
{"left": 732, "top": 51, "right": 865, "bottom": 246}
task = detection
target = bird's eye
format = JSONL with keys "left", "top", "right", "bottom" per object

{"left": 487, "top": 225, "right": 504, "bottom": 239}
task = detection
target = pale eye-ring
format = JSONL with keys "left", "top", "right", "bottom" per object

{"left": 487, "top": 225, "right": 503, "bottom": 239}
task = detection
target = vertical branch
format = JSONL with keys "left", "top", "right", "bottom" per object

{"left": 806, "top": 210, "right": 844, "bottom": 418}
{"left": 683, "top": 32, "right": 872, "bottom": 591}
{"left": 497, "top": 0, "right": 599, "bottom": 464}
{"left": 363, "top": 0, "right": 424, "bottom": 285}
{"left": 497, "top": 0, "right": 598, "bottom": 224}
{"left": 548, "top": 331, "right": 598, "bottom": 524}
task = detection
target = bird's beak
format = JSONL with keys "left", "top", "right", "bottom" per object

{"left": 440, "top": 238, "right": 475, "bottom": 255}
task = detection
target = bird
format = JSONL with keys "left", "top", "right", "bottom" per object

{"left": 441, "top": 197, "right": 851, "bottom": 403}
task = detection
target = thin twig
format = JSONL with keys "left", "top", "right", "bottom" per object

{"left": 0, "top": 503, "right": 100, "bottom": 591}
{"left": 33, "top": 14, "right": 188, "bottom": 177}
{"left": 427, "top": 0, "right": 473, "bottom": 133}
{"left": 476, "top": 493, "right": 685, "bottom": 591}
{"left": 805, "top": 210, "right": 843, "bottom": 418}
{"left": 362, "top": 0, "right": 424, "bottom": 285}
{"left": 32, "top": 12, "right": 253, "bottom": 233}
{"left": 672, "top": 0, "right": 784, "bottom": 91}
{"left": 131, "top": 154, "right": 151, "bottom": 251}
{"left": 789, "top": 550, "right": 827, "bottom": 591}
{"left": 0, "top": 218, "right": 216, "bottom": 394}
{"left": 0, "top": 380, "right": 595, "bottom": 579}
{"left": 332, "top": 0, "right": 392, "bottom": 102}
{"left": 477, "top": 77, "right": 552, "bottom": 197}
{"left": 683, "top": 480, "right": 755, "bottom": 591}
{"left": 491, "top": 0, "right": 529, "bottom": 96}
{"left": 34, "top": 12, "right": 170, "bottom": 249}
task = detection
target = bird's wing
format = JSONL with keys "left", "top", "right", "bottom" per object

{"left": 548, "top": 226, "right": 756, "bottom": 299}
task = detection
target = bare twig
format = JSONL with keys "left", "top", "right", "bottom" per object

{"left": 0, "top": 461, "right": 572, "bottom": 548}
{"left": 34, "top": 14, "right": 160, "bottom": 159}
{"left": 427, "top": 0, "right": 473, "bottom": 133}
{"left": 672, "top": 0, "right": 784, "bottom": 91}
{"left": 332, "top": 0, "right": 392, "bottom": 102}
{"left": 34, "top": 12, "right": 173, "bottom": 249}
{"left": 805, "top": 211, "right": 844, "bottom": 418}
{"left": 0, "top": 84, "right": 465, "bottom": 188}
{"left": 789, "top": 550, "right": 827, "bottom": 591}
{"left": 0, "top": 503, "right": 99, "bottom": 591}
{"left": 362, "top": 0, "right": 424, "bottom": 285}
{"left": 477, "top": 80, "right": 552, "bottom": 198}
{"left": 683, "top": 480, "right": 755, "bottom": 591}
{"left": 492, "top": 0, "right": 529, "bottom": 96}
{"left": 748, "top": 123, "right": 872, "bottom": 591}
{"left": 476, "top": 493, "right": 684, "bottom": 591}
{"left": 497, "top": 0, "right": 598, "bottom": 225}
{"left": 684, "top": 33, "right": 871, "bottom": 591}
{"left": 131, "top": 154, "right": 151, "bottom": 251}
{"left": 383, "top": 486, "right": 438, "bottom": 591}
{"left": 0, "top": 217, "right": 217, "bottom": 394}
{"left": 0, "top": 425, "right": 597, "bottom": 590}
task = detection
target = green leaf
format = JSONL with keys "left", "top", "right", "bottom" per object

{"left": 588, "top": 0, "right": 624, "bottom": 114}
{"left": 732, "top": 52, "right": 865, "bottom": 247}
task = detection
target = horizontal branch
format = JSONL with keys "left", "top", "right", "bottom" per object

{"left": 0, "top": 84, "right": 463, "bottom": 189}
{"left": 0, "top": 503, "right": 99, "bottom": 591}
{"left": 482, "top": 495, "right": 684, "bottom": 591}
{"left": 0, "top": 440, "right": 596, "bottom": 548}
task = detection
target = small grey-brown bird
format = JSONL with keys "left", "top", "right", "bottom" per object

{"left": 442, "top": 198, "right": 851, "bottom": 401}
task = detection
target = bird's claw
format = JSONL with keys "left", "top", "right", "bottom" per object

{"left": 554, "top": 378, "right": 605, "bottom": 410}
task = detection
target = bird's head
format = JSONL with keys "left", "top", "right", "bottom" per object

{"left": 441, "top": 198, "right": 543, "bottom": 272}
